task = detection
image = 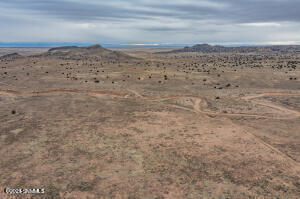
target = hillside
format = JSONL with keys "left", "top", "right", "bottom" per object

{"left": 159, "top": 44, "right": 300, "bottom": 53}
{"left": 37, "top": 44, "right": 137, "bottom": 61}
{"left": 0, "top": 53, "right": 23, "bottom": 61}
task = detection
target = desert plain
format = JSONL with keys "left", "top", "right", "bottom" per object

{"left": 0, "top": 45, "right": 299, "bottom": 198}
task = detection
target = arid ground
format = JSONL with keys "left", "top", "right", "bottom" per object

{"left": 0, "top": 46, "right": 299, "bottom": 198}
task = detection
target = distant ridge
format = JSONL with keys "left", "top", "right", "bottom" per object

{"left": 0, "top": 53, "right": 23, "bottom": 60}
{"left": 37, "top": 44, "right": 138, "bottom": 61}
{"left": 158, "top": 43, "right": 300, "bottom": 53}
{"left": 48, "top": 44, "right": 104, "bottom": 52}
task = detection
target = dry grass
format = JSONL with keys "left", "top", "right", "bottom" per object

{"left": 0, "top": 48, "right": 299, "bottom": 198}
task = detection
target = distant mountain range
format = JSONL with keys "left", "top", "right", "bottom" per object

{"left": 0, "top": 42, "right": 191, "bottom": 48}
{"left": 0, "top": 44, "right": 139, "bottom": 61}
{"left": 158, "top": 44, "right": 300, "bottom": 53}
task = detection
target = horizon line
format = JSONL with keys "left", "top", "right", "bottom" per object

{"left": 1, "top": 42, "right": 300, "bottom": 48}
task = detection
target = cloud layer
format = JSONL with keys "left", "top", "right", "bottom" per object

{"left": 1, "top": 0, "right": 300, "bottom": 44}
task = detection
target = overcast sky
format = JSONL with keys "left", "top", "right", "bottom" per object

{"left": 1, "top": 0, "right": 300, "bottom": 45}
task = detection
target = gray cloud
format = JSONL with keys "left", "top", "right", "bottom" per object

{"left": 0, "top": 0, "right": 300, "bottom": 44}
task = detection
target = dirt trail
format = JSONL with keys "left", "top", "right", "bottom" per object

{"left": 254, "top": 100, "right": 300, "bottom": 117}
{"left": 164, "top": 92, "right": 300, "bottom": 119}
{"left": 1, "top": 88, "right": 299, "bottom": 167}
{"left": 244, "top": 129, "right": 299, "bottom": 166}
{"left": 224, "top": 118, "right": 300, "bottom": 169}
{"left": 1, "top": 88, "right": 299, "bottom": 119}
{"left": 242, "top": 91, "right": 300, "bottom": 101}
{"left": 148, "top": 94, "right": 198, "bottom": 101}
{"left": 193, "top": 98, "right": 201, "bottom": 113}
{"left": 242, "top": 91, "right": 300, "bottom": 118}
{"left": 0, "top": 89, "right": 126, "bottom": 97}
{"left": 190, "top": 91, "right": 300, "bottom": 119}
{"left": 155, "top": 96, "right": 274, "bottom": 119}
{"left": 127, "top": 89, "right": 143, "bottom": 98}
{"left": 127, "top": 89, "right": 199, "bottom": 101}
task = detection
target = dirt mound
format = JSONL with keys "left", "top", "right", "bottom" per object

{"left": 38, "top": 44, "right": 138, "bottom": 61}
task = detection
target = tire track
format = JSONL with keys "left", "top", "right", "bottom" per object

{"left": 226, "top": 119, "right": 300, "bottom": 168}
{"left": 1, "top": 88, "right": 299, "bottom": 167}
{"left": 242, "top": 92, "right": 300, "bottom": 118}
{"left": 1, "top": 88, "right": 299, "bottom": 119}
